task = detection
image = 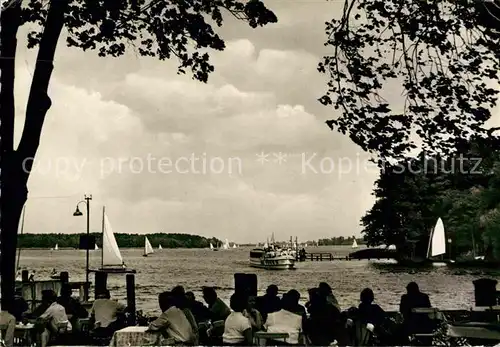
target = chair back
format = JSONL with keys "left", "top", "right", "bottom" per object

{"left": 210, "top": 320, "right": 225, "bottom": 337}
{"left": 353, "top": 320, "right": 374, "bottom": 346}
{"left": 0, "top": 324, "right": 9, "bottom": 346}
{"left": 56, "top": 321, "right": 69, "bottom": 334}
{"left": 412, "top": 307, "right": 441, "bottom": 320}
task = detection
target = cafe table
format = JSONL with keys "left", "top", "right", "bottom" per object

{"left": 109, "top": 326, "right": 172, "bottom": 347}
{"left": 14, "top": 322, "right": 35, "bottom": 346}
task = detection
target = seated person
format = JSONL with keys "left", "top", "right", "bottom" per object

{"left": 57, "top": 284, "right": 88, "bottom": 327}
{"left": 90, "top": 289, "right": 126, "bottom": 334}
{"left": 0, "top": 301, "right": 16, "bottom": 347}
{"left": 284, "top": 290, "right": 306, "bottom": 318}
{"left": 257, "top": 285, "right": 281, "bottom": 322}
{"left": 400, "top": 282, "right": 433, "bottom": 338}
{"left": 243, "top": 296, "right": 263, "bottom": 331}
{"left": 36, "top": 290, "right": 72, "bottom": 347}
{"left": 357, "top": 288, "right": 385, "bottom": 328}
{"left": 318, "top": 282, "right": 341, "bottom": 311}
{"left": 30, "top": 290, "right": 54, "bottom": 318}
{"left": 186, "top": 291, "right": 211, "bottom": 323}
{"left": 148, "top": 291, "right": 196, "bottom": 345}
{"left": 400, "top": 282, "right": 431, "bottom": 321}
{"left": 202, "top": 287, "right": 231, "bottom": 322}
{"left": 264, "top": 293, "right": 303, "bottom": 345}
{"left": 171, "top": 286, "right": 199, "bottom": 344}
{"left": 222, "top": 293, "right": 253, "bottom": 346}
{"left": 12, "top": 289, "right": 29, "bottom": 321}
{"left": 304, "top": 288, "right": 340, "bottom": 346}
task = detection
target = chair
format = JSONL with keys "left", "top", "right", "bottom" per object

{"left": 207, "top": 320, "right": 224, "bottom": 345}
{"left": 254, "top": 332, "right": 289, "bottom": 346}
{"left": 408, "top": 308, "right": 444, "bottom": 345}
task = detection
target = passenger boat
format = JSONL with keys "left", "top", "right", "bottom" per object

{"left": 249, "top": 245, "right": 295, "bottom": 270}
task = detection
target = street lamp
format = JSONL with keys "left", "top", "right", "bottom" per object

{"left": 73, "top": 194, "right": 92, "bottom": 301}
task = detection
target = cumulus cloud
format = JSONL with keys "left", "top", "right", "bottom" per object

{"left": 14, "top": 7, "right": 376, "bottom": 243}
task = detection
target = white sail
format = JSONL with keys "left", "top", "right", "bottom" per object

{"left": 223, "top": 239, "right": 230, "bottom": 250}
{"left": 233, "top": 244, "right": 237, "bottom": 248}
{"left": 158, "top": 244, "right": 162, "bottom": 250}
{"left": 102, "top": 210, "right": 124, "bottom": 267}
{"left": 352, "top": 239, "right": 358, "bottom": 248}
{"left": 95, "top": 244, "right": 99, "bottom": 250}
{"left": 210, "top": 243, "right": 214, "bottom": 250}
{"left": 428, "top": 218, "right": 446, "bottom": 257}
{"left": 144, "top": 237, "right": 154, "bottom": 255}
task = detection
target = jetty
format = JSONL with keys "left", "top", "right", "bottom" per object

{"left": 304, "top": 252, "right": 351, "bottom": 261}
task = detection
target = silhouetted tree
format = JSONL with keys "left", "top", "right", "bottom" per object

{"left": 0, "top": 0, "right": 276, "bottom": 303}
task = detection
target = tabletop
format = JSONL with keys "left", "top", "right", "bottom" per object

{"left": 109, "top": 326, "right": 165, "bottom": 347}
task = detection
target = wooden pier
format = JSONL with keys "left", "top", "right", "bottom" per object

{"left": 305, "top": 252, "right": 351, "bottom": 261}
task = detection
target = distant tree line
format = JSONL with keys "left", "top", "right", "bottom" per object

{"left": 311, "top": 237, "right": 365, "bottom": 246}
{"left": 17, "top": 233, "right": 221, "bottom": 249}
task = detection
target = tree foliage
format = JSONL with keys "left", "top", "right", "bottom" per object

{"left": 17, "top": 232, "right": 221, "bottom": 249}
{"left": 319, "top": 0, "right": 500, "bottom": 159}
{"left": 362, "top": 135, "right": 500, "bottom": 259}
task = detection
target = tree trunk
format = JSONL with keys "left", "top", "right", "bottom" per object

{"left": 0, "top": 0, "right": 69, "bottom": 304}
{"left": 0, "top": 155, "right": 28, "bottom": 304}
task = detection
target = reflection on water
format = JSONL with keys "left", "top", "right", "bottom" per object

{"left": 17, "top": 246, "right": 499, "bottom": 315}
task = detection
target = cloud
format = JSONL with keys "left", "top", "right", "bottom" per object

{"left": 14, "top": 13, "right": 376, "bottom": 242}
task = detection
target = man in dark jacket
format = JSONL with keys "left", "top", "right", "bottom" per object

{"left": 399, "top": 282, "right": 431, "bottom": 321}
{"left": 256, "top": 285, "right": 281, "bottom": 322}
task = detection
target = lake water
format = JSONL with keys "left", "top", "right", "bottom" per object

{"left": 16, "top": 246, "right": 500, "bottom": 315}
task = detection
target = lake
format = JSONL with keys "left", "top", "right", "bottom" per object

{"left": 16, "top": 246, "right": 500, "bottom": 315}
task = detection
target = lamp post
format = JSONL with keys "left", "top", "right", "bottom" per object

{"left": 74, "top": 194, "right": 92, "bottom": 301}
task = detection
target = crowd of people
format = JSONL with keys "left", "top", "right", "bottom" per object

{"left": 146, "top": 281, "right": 436, "bottom": 346}
{"left": 0, "top": 281, "right": 436, "bottom": 346}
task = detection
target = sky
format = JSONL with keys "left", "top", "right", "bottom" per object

{"left": 14, "top": 0, "right": 384, "bottom": 243}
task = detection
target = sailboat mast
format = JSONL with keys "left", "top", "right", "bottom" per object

{"left": 101, "top": 206, "right": 105, "bottom": 268}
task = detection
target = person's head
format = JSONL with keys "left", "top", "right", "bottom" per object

{"left": 171, "top": 286, "right": 187, "bottom": 309}
{"left": 266, "top": 284, "right": 278, "bottom": 297}
{"left": 97, "top": 289, "right": 111, "bottom": 300}
{"left": 286, "top": 289, "right": 300, "bottom": 305}
{"left": 202, "top": 287, "right": 217, "bottom": 305}
{"left": 360, "top": 288, "right": 374, "bottom": 305}
{"left": 406, "top": 282, "right": 420, "bottom": 295}
{"left": 186, "top": 291, "right": 195, "bottom": 302}
{"left": 60, "top": 284, "right": 72, "bottom": 298}
{"left": 308, "top": 287, "right": 319, "bottom": 301}
{"left": 159, "top": 291, "right": 174, "bottom": 312}
{"left": 230, "top": 292, "right": 247, "bottom": 312}
{"left": 1, "top": 299, "right": 12, "bottom": 314}
{"left": 42, "top": 290, "right": 57, "bottom": 304}
{"left": 247, "top": 296, "right": 257, "bottom": 309}
{"left": 281, "top": 293, "right": 296, "bottom": 312}
{"left": 318, "top": 282, "right": 332, "bottom": 296}
{"left": 172, "top": 285, "right": 185, "bottom": 297}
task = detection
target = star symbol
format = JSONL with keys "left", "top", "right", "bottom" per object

{"left": 273, "top": 152, "right": 287, "bottom": 165}
{"left": 256, "top": 152, "right": 269, "bottom": 165}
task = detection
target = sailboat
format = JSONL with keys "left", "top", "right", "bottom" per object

{"left": 143, "top": 237, "right": 154, "bottom": 257}
{"left": 54, "top": 244, "right": 59, "bottom": 250}
{"left": 100, "top": 206, "right": 126, "bottom": 271}
{"left": 158, "top": 244, "right": 162, "bottom": 250}
{"left": 352, "top": 238, "right": 358, "bottom": 249}
{"left": 427, "top": 218, "right": 447, "bottom": 266}
{"left": 233, "top": 244, "right": 237, "bottom": 249}
{"left": 222, "top": 239, "right": 230, "bottom": 250}
{"left": 94, "top": 244, "right": 99, "bottom": 250}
